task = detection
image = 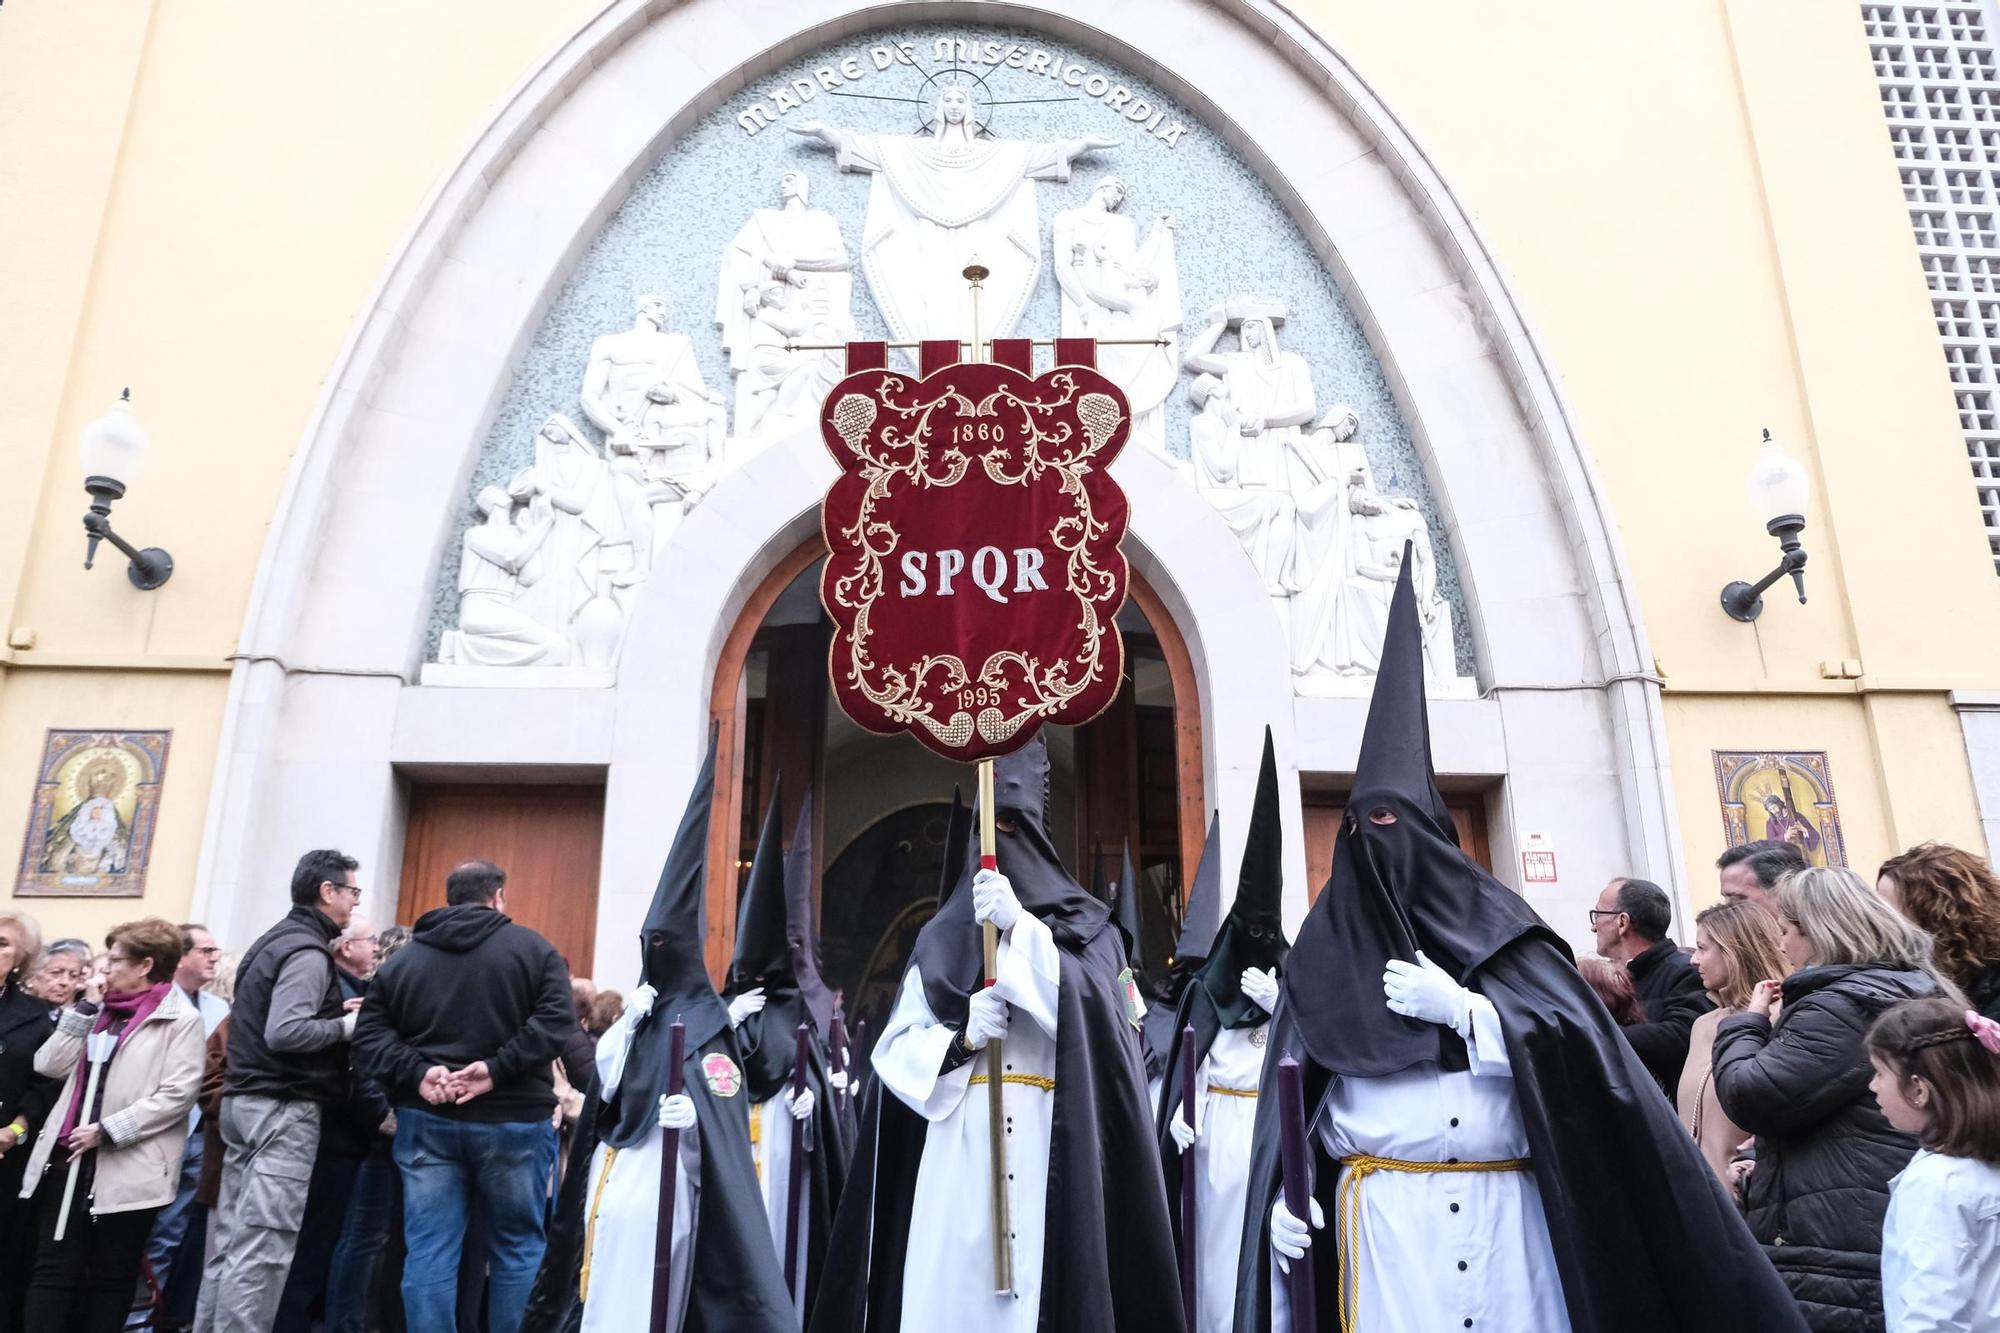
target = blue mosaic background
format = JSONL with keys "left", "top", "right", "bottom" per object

{"left": 427, "top": 22, "right": 1475, "bottom": 675}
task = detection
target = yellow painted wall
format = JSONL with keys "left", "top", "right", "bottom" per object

{"left": 2, "top": 0, "right": 1993, "bottom": 933}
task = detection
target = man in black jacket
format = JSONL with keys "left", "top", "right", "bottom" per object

{"left": 1591, "top": 875, "right": 1712, "bottom": 1095}
{"left": 354, "top": 860, "right": 572, "bottom": 1333}
{"left": 199, "top": 848, "right": 363, "bottom": 1333}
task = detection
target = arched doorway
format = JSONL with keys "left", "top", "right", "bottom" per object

{"left": 700, "top": 537, "right": 1205, "bottom": 1000}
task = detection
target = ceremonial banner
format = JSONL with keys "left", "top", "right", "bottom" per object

{"left": 820, "top": 340, "right": 1130, "bottom": 761}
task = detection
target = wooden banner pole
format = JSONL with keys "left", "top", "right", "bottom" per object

{"left": 976, "top": 754, "right": 1011, "bottom": 1295}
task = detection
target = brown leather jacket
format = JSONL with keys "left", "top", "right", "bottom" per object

{"left": 194, "top": 1017, "right": 229, "bottom": 1208}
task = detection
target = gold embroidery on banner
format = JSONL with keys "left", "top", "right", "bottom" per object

{"left": 827, "top": 370, "right": 1123, "bottom": 750}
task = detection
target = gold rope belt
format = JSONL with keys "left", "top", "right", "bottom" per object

{"left": 1336, "top": 1153, "right": 1530, "bottom": 1333}
{"left": 967, "top": 1072, "right": 1055, "bottom": 1092}
{"left": 578, "top": 1146, "right": 618, "bottom": 1302}
{"left": 1207, "top": 1083, "right": 1258, "bottom": 1098}
{"left": 748, "top": 1101, "right": 763, "bottom": 1183}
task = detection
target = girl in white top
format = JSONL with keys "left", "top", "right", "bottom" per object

{"left": 1866, "top": 997, "right": 2000, "bottom": 1333}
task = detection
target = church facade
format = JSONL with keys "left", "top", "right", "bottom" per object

{"left": 3, "top": 0, "right": 1996, "bottom": 984}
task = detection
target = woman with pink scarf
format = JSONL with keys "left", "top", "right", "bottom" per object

{"left": 16, "top": 917, "right": 203, "bottom": 1332}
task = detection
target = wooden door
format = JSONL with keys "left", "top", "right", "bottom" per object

{"left": 398, "top": 783, "right": 604, "bottom": 974}
{"left": 1301, "top": 794, "right": 1493, "bottom": 901}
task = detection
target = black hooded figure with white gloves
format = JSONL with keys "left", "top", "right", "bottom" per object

{"left": 1234, "top": 547, "right": 1808, "bottom": 1333}
{"left": 1141, "top": 813, "right": 1222, "bottom": 1106}
{"left": 722, "top": 781, "right": 855, "bottom": 1318}
{"left": 522, "top": 732, "right": 793, "bottom": 1333}
{"left": 809, "top": 738, "right": 1185, "bottom": 1333}
{"left": 1155, "top": 728, "right": 1288, "bottom": 1333}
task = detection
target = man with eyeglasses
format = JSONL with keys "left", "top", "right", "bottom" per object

{"left": 197, "top": 849, "right": 363, "bottom": 1333}
{"left": 1589, "top": 878, "right": 1712, "bottom": 1097}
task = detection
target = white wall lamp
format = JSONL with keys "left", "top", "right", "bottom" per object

{"left": 79, "top": 389, "right": 174, "bottom": 590}
{"left": 1719, "top": 428, "right": 1809, "bottom": 623}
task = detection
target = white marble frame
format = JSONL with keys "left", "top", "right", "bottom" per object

{"left": 191, "top": 0, "right": 1687, "bottom": 965}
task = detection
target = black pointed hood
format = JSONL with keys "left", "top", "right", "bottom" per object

{"left": 1191, "top": 728, "right": 1290, "bottom": 1028}
{"left": 606, "top": 725, "right": 731, "bottom": 1147}
{"left": 910, "top": 735, "right": 1108, "bottom": 1027}
{"left": 728, "top": 776, "right": 788, "bottom": 994}
{"left": 1282, "top": 546, "right": 1549, "bottom": 1077}
{"left": 1113, "top": 839, "right": 1143, "bottom": 969}
{"left": 784, "top": 787, "right": 837, "bottom": 1039}
{"left": 1174, "top": 812, "right": 1222, "bottom": 964}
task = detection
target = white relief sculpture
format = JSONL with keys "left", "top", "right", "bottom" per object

{"left": 581, "top": 294, "right": 726, "bottom": 464}
{"left": 716, "top": 171, "right": 856, "bottom": 453}
{"left": 1287, "top": 406, "right": 1461, "bottom": 689}
{"left": 437, "top": 486, "right": 572, "bottom": 668}
{"left": 1185, "top": 300, "right": 1469, "bottom": 694}
{"left": 1052, "top": 176, "right": 1181, "bottom": 455}
{"left": 615, "top": 380, "right": 718, "bottom": 560}
{"left": 788, "top": 86, "right": 1117, "bottom": 344}
{"left": 1188, "top": 372, "right": 1297, "bottom": 597}
{"left": 505, "top": 413, "right": 641, "bottom": 671}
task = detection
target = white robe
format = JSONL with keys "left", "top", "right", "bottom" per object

{"left": 577, "top": 1011, "right": 698, "bottom": 1333}
{"left": 872, "top": 911, "right": 1062, "bottom": 1333}
{"left": 1272, "top": 996, "right": 1570, "bottom": 1333}
{"left": 749, "top": 1095, "right": 811, "bottom": 1314}
{"left": 1185, "top": 1024, "right": 1265, "bottom": 1333}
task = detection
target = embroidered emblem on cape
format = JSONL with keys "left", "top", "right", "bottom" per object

{"left": 1250, "top": 1024, "right": 1268, "bottom": 1048}
{"left": 1118, "top": 966, "right": 1146, "bottom": 1030}
{"left": 701, "top": 1052, "right": 742, "bottom": 1098}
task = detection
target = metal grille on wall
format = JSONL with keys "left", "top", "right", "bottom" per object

{"left": 1866, "top": 2, "right": 2000, "bottom": 569}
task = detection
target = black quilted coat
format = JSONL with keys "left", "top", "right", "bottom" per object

{"left": 1711, "top": 963, "right": 1941, "bottom": 1333}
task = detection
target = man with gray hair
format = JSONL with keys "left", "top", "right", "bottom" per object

{"left": 1716, "top": 838, "right": 1809, "bottom": 910}
{"left": 1590, "top": 875, "right": 1712, "bottom": 1095}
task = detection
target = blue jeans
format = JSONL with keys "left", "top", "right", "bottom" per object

{"left": 393, "top": 1111, "right": 555, "bottom": 1333}
{"left": 324, "top": 1145, "right": 398, "bottom": 1333}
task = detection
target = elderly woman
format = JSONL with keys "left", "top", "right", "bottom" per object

{"left": 1678, "top": 900, "right": 1791, "bottom": 1189}
{"left": 26, "top": 940, "right": 92, "bottom": 1016}
{"left": 1876, "top": 841, "right": 2000, "bottom": 1019}
{"left": 0, "top": 910, "right": 59, "bottom": 1329}
{"left": 17, "top": 918, "right": 204, "bottom": 1332}
{"left": 1712, "top": 867, "right": 1953, "bottom": 1332}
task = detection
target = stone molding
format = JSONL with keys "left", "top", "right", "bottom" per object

{"left": 192, "top": 0, "right": 1686, "bottom": 961}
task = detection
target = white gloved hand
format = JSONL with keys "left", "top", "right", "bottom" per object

{"left": 628, "top": 983, "right": 658, "bottom": 1018}
{"left": 727, "top": 987, "right": 766, "bottom": 1029}
{"left": 658, "top": 1092, "right": 695, "bottom": 1131}
{"left": 1383, "top": 951, "right": 1470, "bottom": 1034}
{"left": 828, "top": 1069, "right": 850, "bottom": 1093}
{"left": 1169, "top": 1106, "right": 1198, "bottom": 1153}
{"left": 1270, "top": 1195, "right": 1324, "bottom": 1273}
{"left": 962, "top": 987, "right": 1011, "bottom": 1050}
{"left": 973, "top": 868, "right": 1023, "bottom": 931}
{"left": 1240, "top": 966, "right": 1280, "bottom": 1015}
{"left": 786, "top": 1087, "right": 816, "bottom": 1121}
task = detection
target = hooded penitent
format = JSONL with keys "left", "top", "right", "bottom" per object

{"left": 1232, "top": 548, "right": 1809, "bottom": 1333}
{"left": 809, "top": 734, "right": 1187, "bottom": 1333}
{"left": 522, "top": 728, "right": 792, "bottom": 1333}
{"left": 1156, "top": 727, "right": 1289, "bottom": 1150}
{"left": 726, "top": 781, "right": 855, "bottom": 1314}
{"left": 1141, "top": 812, "right": 1221, "bottom": 1084}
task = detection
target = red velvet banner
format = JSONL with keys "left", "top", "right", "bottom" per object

{"left": 819, "top": 344, "right": 1131, "bottom": 761}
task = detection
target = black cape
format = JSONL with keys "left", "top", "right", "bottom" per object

{"left": 1140, "top": 811, "right": 1222, "bottom": 1083}
{"left": 807, "top": 737, "right": 1186, "bottom": 1333}
{"left": 1232, "top": 552, "right": 1806, "bottom": 1333}
{"left": 522, "top": 728, "right": 793, "bottom": 1333}
{"left": 724, "top": 783, "right": 855, "bottom": 1316}
{"left": 524, "top": 1026, "right": 796, "bottom": 1333}
{"left": 1156, "top": 729, "right": 1289, "bottom": 1245}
